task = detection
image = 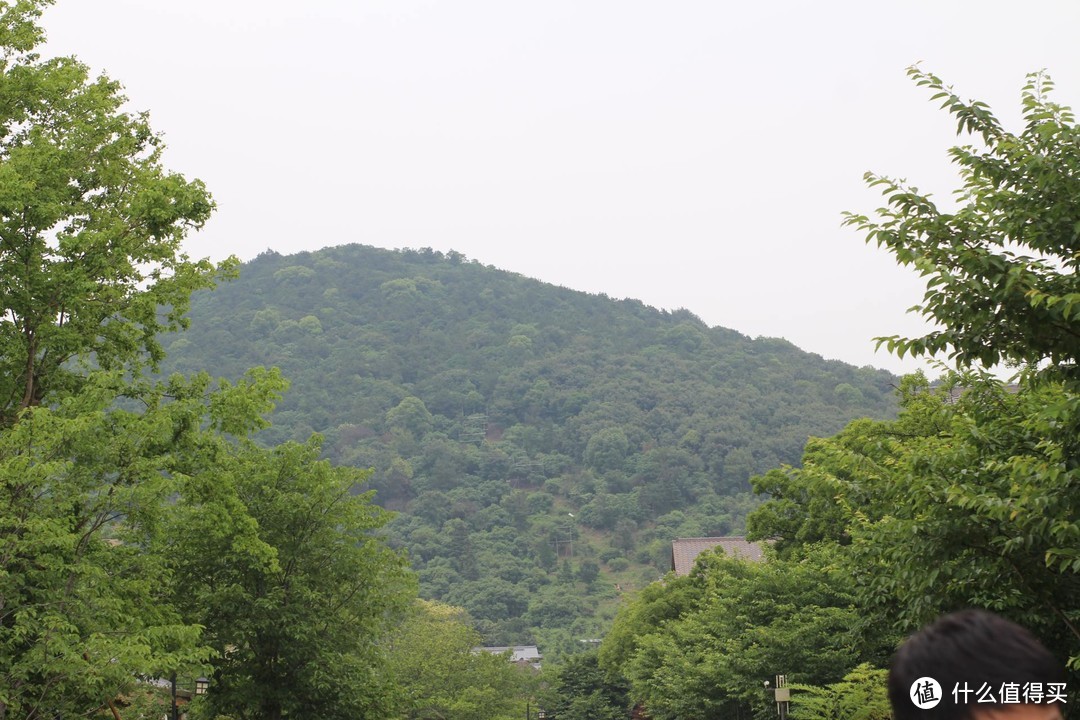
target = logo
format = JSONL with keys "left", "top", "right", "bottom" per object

{"left": 911, "top": 677, "right": 943, "bottom": 709}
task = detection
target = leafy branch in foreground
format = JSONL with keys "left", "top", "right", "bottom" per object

{"left": 844, "top": 67, "right": 1080, "bottom": 374}
{"left": 0, "top": 0, "right": 234, "bottom": 427}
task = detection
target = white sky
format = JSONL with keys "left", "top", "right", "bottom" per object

{"left": 41, "top": 1, "right": 1080, "bottom": 377}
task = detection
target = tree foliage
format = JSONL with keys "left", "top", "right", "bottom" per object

{"left": 0, "top": 364, "right": 416, "bottom": 718}
{"left": 0, "top": 1, "right": 228, "bottom": 712}
{"left": 168, "top": 433, "right": 415, "bottom": 720}
{"left": 385, "top": 599, "right": 537, "bottom": 720}
{"left": 844, "top": 68, "right": 1080, "bottom": 373}
{"left": 601, "top": 68, "right": 1080, "bottom": 717}
{"left": 0, "top": 0, "right": 230, "bottom": 427}
{"left": 789, "top": 663, "right": 890, "bottom": 720}
{"left": 850, "top": 374, "right": 1080, "bottom": 667}
{"left": 0, "top": 373, "right": 210, "bottom": 717}
{"left": 748, "top": 371, "right": 1080, "bottom": 688}
{"left": 546, "top": 649, "right": 631, "bottom": 720}
{"left": 841, "top": 67, "right": 1080, "bottom": 671}
{"left": 0, "top": 5, "right": 414, "bottom": 717}
{"left": 600, "top": 547, "right": 875, "bottom": 720}
{"left": 747, "top": 373, "right": 949, "bottom": 557}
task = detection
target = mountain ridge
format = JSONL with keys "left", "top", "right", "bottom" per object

{"left": 162, "top": 242, "right": 899, "bottom": 655}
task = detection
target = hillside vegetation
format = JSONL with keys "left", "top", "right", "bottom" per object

{"left": 163, "top": 243, "right": 898, "bottom": 652}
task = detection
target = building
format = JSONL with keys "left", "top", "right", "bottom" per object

{"left": 670, "top": 536, "right": 765, "bottom": 576}
{"left": 475, "top": 645, "right": 542, "bottom": 670}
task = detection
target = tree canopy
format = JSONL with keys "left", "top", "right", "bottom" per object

{"left": 593, "top": 68, "right": 1080, "bottom": 717}
{"left": 160, "top": 241, "right": 899, "bottom": 646}
{"left": 599, "top": 546, "right": 881, "bottom": 720}
{"left": 844, "top": 68, "right": 1080, "bottom": 374}
{"left": 0, "top": 0, "right": 229, "bottom": 427}
{"left": 167, "top": 432, "right": 415, "bottom": 720}
{"left": 0, "top": 372, "right": 211, "bottom": 716}
{"left": 0, "top": 5, "right": 414, "bottom": 717}
{"left": 386, "top": 599, "right": 539, "bottom": 720}
{"left": 840, "top": 69, "right": 1080, "bottom": 667}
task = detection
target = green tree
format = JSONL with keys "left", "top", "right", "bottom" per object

{"left": 168, "top": 435, "right": 414, "bottom": 720}
{"left": 0, "top": 6, "right": 416, "bottom": 717}
{"left": 386, "top": 599, "right": 535, "bottom": 720}
{"left": 0, "top": 2, "right": 231, "bottom": 712}
{"left": 0, "top": 373, "right": 212, "bottom": 718}
{"left": 789, "top": 663, "right": 890, "bottom": 720}
{"left": 844, "top": 68, "right": 1080, "bottom": 373}
{"left": 577, "top": 559, "right": 600, "bottom": 585}
{"left": 750, "top": 371, "right": 1080, "bottom": 669}
{"left": 386, "top": 396, "right": 434, "bottom": 438}
{"left": 601, "top": 547, "right": 874, "bottom": 720}
{"left": 599, "top": 572, "right": 703, "bottom": 682}
{"left": 548, "top": 649, "right": 631, "bottom": 720}
{"left": 842, "top": 68, "right": 1080, "bottom": 672}
{"left": 0, "top": 0, "right": 229, "bottom": 427}
{"left": 747, "top": 373, "right": 948, "bottom": 557}
{"left": 585, "top": 427, "right": 630, "bottom": 473}
{"left": 847, "top": 374, "right": 1080, "bottom": 669}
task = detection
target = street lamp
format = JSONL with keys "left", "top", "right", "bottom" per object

{"left": 526, "top": 702, "right": 549, "bottom": 719}
{"left": 172, "top": 674, "right": 210, "bottom": 719}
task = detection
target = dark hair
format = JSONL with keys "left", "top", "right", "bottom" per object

{"left": 888, "top": 610, "right": 1065, "bottom": 720}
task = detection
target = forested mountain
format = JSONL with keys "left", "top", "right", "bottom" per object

{"left": 163, "top": 243, "right": 898, "bottom": 654}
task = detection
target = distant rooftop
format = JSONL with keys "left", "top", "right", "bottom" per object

{"left": 671, "top": 536, "right": 766, "bottom": 576}
{"left": 475, "top": 645, "right": 541, "bottom": 663}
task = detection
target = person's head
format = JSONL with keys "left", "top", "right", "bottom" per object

{"left": 888, "top": 610, "right": 1066, "bottom": 720}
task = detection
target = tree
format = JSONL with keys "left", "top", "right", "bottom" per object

{"left": 577, "top": 559, "right": 600, "bottom": 585}
{"left": 585, "top": 427, "right": 629, "bottom": 473}
{"left": 0, "top": 5, "right": 414, "bottom": 717}
{"left": 600, "top": 548, "right": 874, "bottom": 720}
{"left": 0, "top": 373, "right": 212, "bottom": 718}
{"left": 598, "top": 572, "right": 703, "bottom": 683}
{"left": 0, "top": 2, "right": 231, "bottom": 709}
{"left": 547, "top": 649, "right": 631, "bottom": 720}
{"left": 386, "top": 396, "right": 433, "bottom": 438}
{"left": 749, "top": 371, "right": 1080, "bottom": 672}
{"left": 0, "top": 0, "right": 231, "bottom": 427}
{"left": 747, "top": 373, "right": 949, "bottom": 557}
{"left": 846, "top": 374, "right": 1080, "bottom": 670}
{"left": 844, "top": 68, "right": 1080, "bottom": 374}
{"left": 167, "top": 435, "right": 414, "bottom": 720}
{"left": 842, "top": 68, "right": 1080, "bottom": 672}
{"left": 385, "top": 600, "right": 536, "bottom": 720}
{"left": 789, "top": 663, "right": 890, "bottom": 720}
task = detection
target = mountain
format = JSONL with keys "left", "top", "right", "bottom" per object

{"left": 162, "top": 243, "right": 898, "bottom": 655}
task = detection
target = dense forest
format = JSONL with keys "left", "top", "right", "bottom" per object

{"left": 10, "top": 0, "right": 1079, "bottom": 716}
{"left": 162, "top": 243, "right": 899, "bottom": 651}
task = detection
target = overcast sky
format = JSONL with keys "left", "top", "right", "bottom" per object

{"left": 41, "top": 1, "right": 1080, "bottom": 376}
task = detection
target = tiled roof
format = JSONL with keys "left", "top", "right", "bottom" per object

{"left": 671, "top": 536, "right": 765, "bottom": 575}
